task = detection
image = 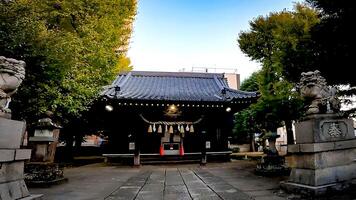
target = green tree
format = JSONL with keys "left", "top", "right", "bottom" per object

{"left": 233, "top": 108, "right": 256, "bottom": 151}
{"left": 306, "top": 0, "right": 356, "bottom": 116}
{"left": 240, "top": 71, "right": 260, "bottom": 92}
{"left": 0, "top": 0, "right": 136, "bottom": 125}
{"left": 234, "top": 72, "right": 260, "bottom": 150}
{"left": 238, "top": 3, "right": 320, "bottom": 83}
{"left": 307, "top": 0, "right": 356, "bottom": 87}
{"left": 237, "top": 4, "right": 310, "bottom": 143}
{"left": 252, "top": 67, "right": 303, "bottom": 144}
{"left": 0, "top": 0, "right": 137, "bottom": 157}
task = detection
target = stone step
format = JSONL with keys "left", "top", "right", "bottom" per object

{"left": 141, "top": 159, "right": 200, "bottom": 165}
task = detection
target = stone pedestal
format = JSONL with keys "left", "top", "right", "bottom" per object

{"left": 255, "top": 155, "right": 290, "bottom": 176}
{"left": 281, "top": 114, "right": 356, "bottom": 196}
{"left": 25, "top": 123, "right": 65, "bottom": 186}
{"left": 0, "top": 117, "right": 42, "bottom": 200}
{"left": 24, "top": 163, "right": 66, "bottom": 187}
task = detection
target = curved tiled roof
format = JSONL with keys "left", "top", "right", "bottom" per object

{"left": 102, "top": 71, "right": 257, "bottom": 102}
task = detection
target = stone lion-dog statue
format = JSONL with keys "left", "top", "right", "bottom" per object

{"left": 299, "top": 70, "right": 340, "bottom": 115}
{"left": 0, "top": 56, "right": 25, "bottom": 117}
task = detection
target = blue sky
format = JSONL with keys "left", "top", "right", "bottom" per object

{"left": 127, "top": 0, "right": 301, "bottom": 81}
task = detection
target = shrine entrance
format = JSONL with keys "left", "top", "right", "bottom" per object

{"left": 141, "top": 112, "right": 202, "bottom": 157}
{"left": 92, "top": 71, "right": 257, "bottom": 165}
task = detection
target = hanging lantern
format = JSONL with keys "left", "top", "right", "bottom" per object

{"left": 189, "top": 124, "right": 194, "bottom": 133}
{"left": 153, "top": 123, "right": 156, "bottom": 132}
{"left": 165, "top": 125, "right": 168, "bottom": 133}
{"left": 169, "top": 125, "right": 174, "bottom": 134}
{"left": 177, "top": 125, "right": 181, "bottom": 132}
{"left": 157, "top": 125, "right": 162, "bottom": 133}
{"left": 147, "top": 125, "right": 153, "bottom": 133}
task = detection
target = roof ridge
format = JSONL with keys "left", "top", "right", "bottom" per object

{"left": 121, "top": 71, "right": 224, "bottom": 78}
{"left": 224, "top": 87, "right": 258, "bottom": 95}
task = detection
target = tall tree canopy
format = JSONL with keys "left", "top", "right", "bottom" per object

{"left": 0, "top": 0, "right": 137, "bottom": 127}
{"left": 307, "top": 0, "right": 356, "bottom": 86}
{"left": 233, "top": 72, "right": 260, "bottom": 145}
{"left": 238, "top": 3, "right": 320, "bottom": 83}
{"left": 240, "top": 71, "right": 259, "bottom": 92}
{"left": 236, "top": 4, "right": 312, "bottom": 143}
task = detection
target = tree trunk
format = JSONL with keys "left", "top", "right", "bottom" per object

{"left": 285, "top": 120, "right": 294, "bottom": 144}
{"left": 63, "top": 131, "right": 74, "bottom": 161}
{"left": 74, "top": 133, "right": 83, "bottom": 156}
{"left": 250, "top": 133, "right": 256, "bottom": 152}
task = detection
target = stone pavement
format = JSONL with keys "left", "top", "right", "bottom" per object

{"left": 28, "top": 160, "right": 356, "bottom": 200}
{"left": 105, "top": 168, "right": 251, "bottom": 200}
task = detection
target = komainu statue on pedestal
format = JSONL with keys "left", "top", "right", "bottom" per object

{"left": 299, "top": 70, "right": 340, "bottom": 115}
{"left": 0, "top": 56, "right": 25, "bottom": 116}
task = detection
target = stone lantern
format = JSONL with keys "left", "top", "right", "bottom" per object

{"left": 25, "top": 116, "right": 66, "bottom": 186}
{"left": 255, "top": 131, "right": 290, "bottom": 176}
{"left": 29, "top": 117, "right": 61, "bottom": 162}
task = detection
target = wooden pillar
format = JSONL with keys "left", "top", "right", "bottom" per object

{"left": 201, "top": 130, "right": 207, "bottom": 165}
{"left": 133, "top": 131, "right": 140, "bottom": 166}
{"left": 134, "top": 151, "right": 140, "bottom": 166}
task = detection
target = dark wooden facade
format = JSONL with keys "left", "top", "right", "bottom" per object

{"left": 93, "top": 71, "right": 257, "bottom": 164}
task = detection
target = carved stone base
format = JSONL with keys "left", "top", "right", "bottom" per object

{"left": 0, "top": 180, "right": 43, "bottom": 200}
{"left": 0, "top": 180, "right": 42, "bottom": 199}
{"left": 24, "top": 162, "right": 66, "bottom": 187}
{"left": 280, "top": 180, "right": 354, "bottom": 197}
{"left": 295, "top": 114, "right": 354, "bottom": 143}
{"left": 1, "top": 118, "right": 42, "bottom": 199}
{"left": 0, "top": 179, "right": 29, "bottom": 199}
{"left": 281, "top": 115, "right": 356, "bottom": 196}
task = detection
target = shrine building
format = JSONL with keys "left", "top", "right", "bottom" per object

{"left": 94, "top": 71, "right": 258, "bottom": 165}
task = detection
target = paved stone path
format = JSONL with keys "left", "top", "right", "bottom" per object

{"left": 105, "top": 168, "right": 251, "bottom": 200}
{"left": 30, "top": 161, "right": 311, "bottom": 200}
